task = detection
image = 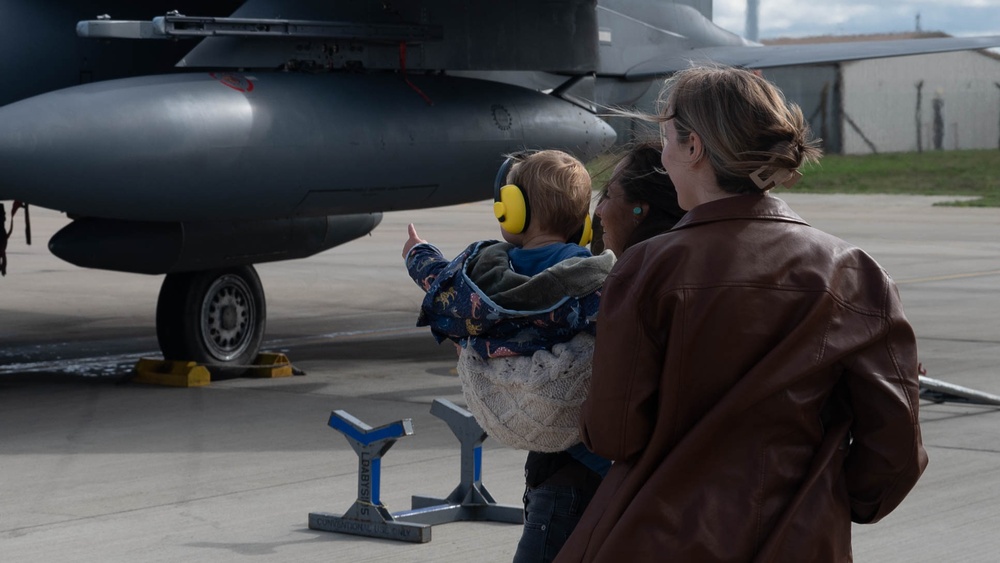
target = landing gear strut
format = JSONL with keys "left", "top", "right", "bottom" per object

{"left": 155, "top": 265, "right": 266, "bottom": 367}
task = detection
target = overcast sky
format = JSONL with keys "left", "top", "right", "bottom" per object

{"left": 712, "top": 0, "right": 1000, "bottom": 40}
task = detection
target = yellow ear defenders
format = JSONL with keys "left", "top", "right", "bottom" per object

{"left": 492, "top": 152, "right": 593, "bottom": 247}
{"left": 493, "top": 155, "right": 530, "bottom": 235}
{"left": 569, "top": 215, "right": 594, "bottom": 247}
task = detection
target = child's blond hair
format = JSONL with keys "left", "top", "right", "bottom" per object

{"left": 506, "top": 150, "right": 591, "bottom": 239}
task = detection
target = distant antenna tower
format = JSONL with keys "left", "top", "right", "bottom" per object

{"left": 916, "top": 12, "right": 922, "bottom": 32}
{"left": 746, "top": 0, "right": 760, "bottom": 41}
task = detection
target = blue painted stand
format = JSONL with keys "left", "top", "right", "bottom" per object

{"left": 308, "top": 410, "right": 431, "bottom": 543}
{"left": 398, "top": 399, "right": 523, "bottom": 526}
{"left": 308, "top": 400, "right": 522, "bottom": 544}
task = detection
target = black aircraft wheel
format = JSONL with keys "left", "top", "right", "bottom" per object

{"left": 156, "top": 265, "right": 266, "bottom": 367}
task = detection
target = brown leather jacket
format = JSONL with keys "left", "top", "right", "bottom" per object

{"left": 556, "top": 195, "right": 928, "bottom": 562}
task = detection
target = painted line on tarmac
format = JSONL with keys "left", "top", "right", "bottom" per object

{"left": 0, "top": 326, "right": 423, "bottom": 376}
{"left": 265, "top": 326, "right": 423, "bottom": 347}
{"left": 897, "top": 269, "right": 1000, "bottom": 285}
{"left": 0, "top": 351, "right": 149, "bottom": 376}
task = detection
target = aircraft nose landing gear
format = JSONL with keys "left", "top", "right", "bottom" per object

{"left": 156, "top": 265, "right": 267, "bottom": 368}
{"left": 203, "top": 274, "right": 255, "bottom": 361}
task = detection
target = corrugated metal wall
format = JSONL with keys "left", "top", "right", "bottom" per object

{"left": 606, "top": 48, "right": 1000, "bottom": 155}
{"left": 841, "top": 51, "right": 1000, "bottom": 154}
{"left": 764, "top": 65, "right": 842, "bottom": 153}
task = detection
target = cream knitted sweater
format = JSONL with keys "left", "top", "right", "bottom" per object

{"left": 457, "top": 332, "right": 595, "bottom": 452}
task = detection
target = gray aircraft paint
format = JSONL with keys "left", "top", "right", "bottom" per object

{"left": 3, "top": 0, "right": 999, "bottom": 364}
{"left": 0, "top": 72, "right": 612, "bottom": 222}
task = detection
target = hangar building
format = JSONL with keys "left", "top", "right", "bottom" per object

{"left": 608, "top": 32, "right": 1000, "bottom": 155}
{"left": 762, "top": 32, "right": 1000, "bottom": 154}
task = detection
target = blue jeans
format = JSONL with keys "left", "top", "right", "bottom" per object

{"left": 512, "top": 484, "right": 596, "bottom": 563}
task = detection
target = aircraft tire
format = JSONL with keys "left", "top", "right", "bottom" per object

{"left": 156, "top": 271, "right": 194, "bottom": 360}
{"left": 155, "top": 265, "right": 267, "bottom": 368}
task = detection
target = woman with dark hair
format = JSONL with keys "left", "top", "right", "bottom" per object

{"left": 557, "top": 66, "right": 927, "bottom": 562}
{"left": 592, "top": 140, "right": 685, "bottom": 257}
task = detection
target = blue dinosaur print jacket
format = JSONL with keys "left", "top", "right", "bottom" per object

{"left": 406, "top": 241, "right": 615, "bottom": 359}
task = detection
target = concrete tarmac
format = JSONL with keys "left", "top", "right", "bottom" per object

{"left": 1, "top": 194, "right": 999, "bottom": 562}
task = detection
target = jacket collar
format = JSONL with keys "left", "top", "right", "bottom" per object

{"left": 672, "top": 194, "right": 810, "bottom": 231}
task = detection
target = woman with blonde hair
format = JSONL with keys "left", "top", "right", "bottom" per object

{"left": 556, "top": 66, "right": 927, "bottom": 562}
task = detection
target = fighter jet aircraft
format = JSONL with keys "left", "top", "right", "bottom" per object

{"left": 1, "top": 0, "right": 999, "bottom": 368}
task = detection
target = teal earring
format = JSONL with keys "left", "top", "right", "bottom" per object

{"left": 633, "top": 207, "right": 642, "bottom": 215}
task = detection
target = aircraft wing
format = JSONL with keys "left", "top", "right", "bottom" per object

{"left": 625, "top": 35, "right": 1000, "bottom": 80}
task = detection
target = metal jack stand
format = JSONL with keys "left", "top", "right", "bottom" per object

{"left": 920, "top": 376, "right": 1000, "bottom": 406}
{"left": 398, "top": 398, "right": 523, "bottom": 526}
{"left": 308, "top": 410, "right": 432, "bottom": 543}
{"left": 918, "top": 363, "right": 1000, "bottom": 406}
